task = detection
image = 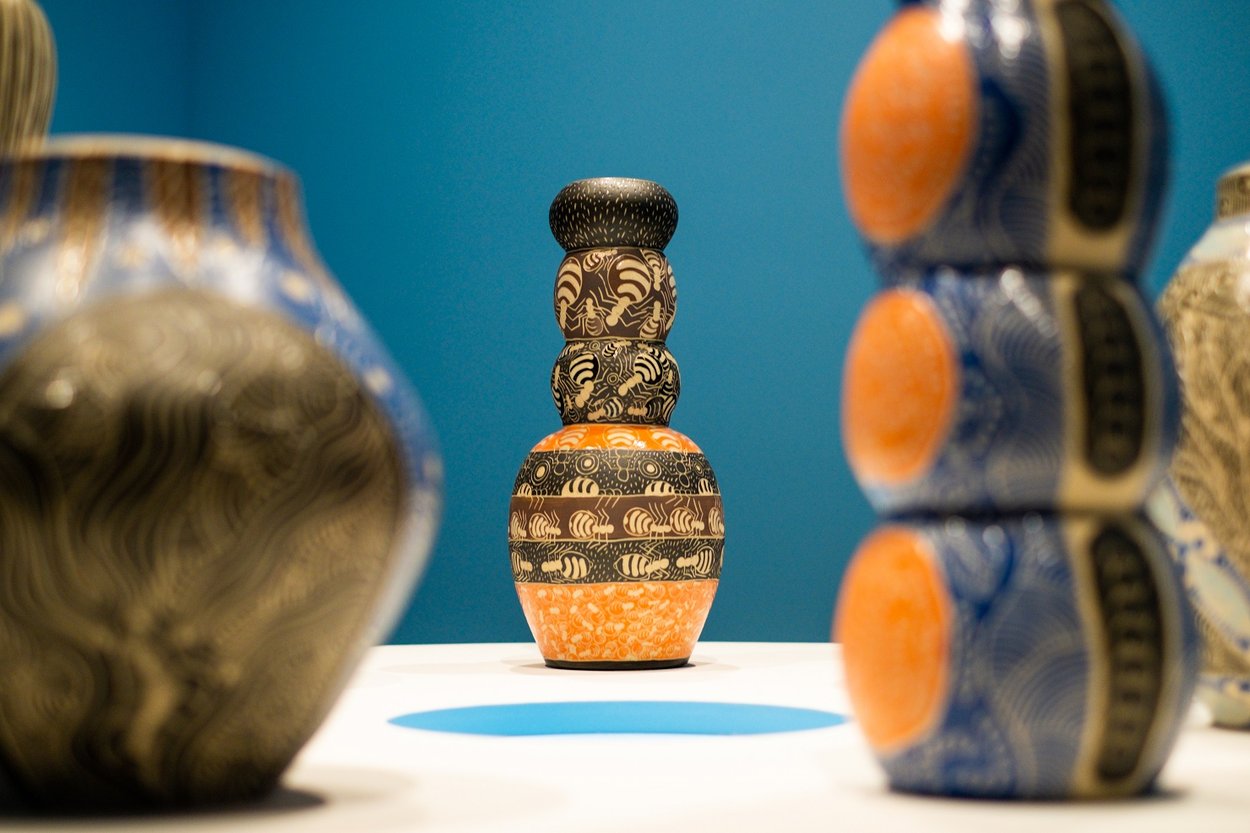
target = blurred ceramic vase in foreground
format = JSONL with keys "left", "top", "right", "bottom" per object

{"left": 0, "top": 137, "right": 441, "bottom": 808}
{"left": 1152, "top": 163, "right": 1250, "bottom": 728}
{"left": 836, "top": 514, "right": 1195, "bottom": 798}
{"left": 836, "top": 0, "right": 1196, "bottom": 799}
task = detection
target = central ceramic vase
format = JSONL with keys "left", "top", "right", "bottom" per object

{"left": 0, "top": 137, "right": 441, "bottom": 809}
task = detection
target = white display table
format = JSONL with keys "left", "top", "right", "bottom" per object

{"left": 7, "top": 642, "right": 1248, "bottom": 831}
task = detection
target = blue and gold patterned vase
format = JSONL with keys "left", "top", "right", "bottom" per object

{"left": 1152, "top": 162, "right": 1250, "bottom": 729}
{"left": 0, "top": 137, "right": 441, "bottom": 808}
{"left": 836, "top": 0, "right": 1196, "bottom": 799}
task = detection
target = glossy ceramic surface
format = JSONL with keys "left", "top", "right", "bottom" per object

{"left": 0, "top": 0, "right": 55, "bottom": 154}
{"left": 1154, "top": 164, "right": 1250, "bottom": 727}
{"left": 837, "top": 513, "right": 1197, "bottom": 799}
{"left": 511, "top": 179, "right": 722, "bottom": 669}
{"left": 0, "top": 138, "right": 442, "bottom": 808}
{"left": 841, "top": 0, "right": 1167, "bottom": 276}
{"left": 843, "top": 266, "right": 1178, "bottom": 515}
{"left": 835, "top": 0, "right": 1191, "bottom": 799}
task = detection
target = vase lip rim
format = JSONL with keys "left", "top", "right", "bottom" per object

{"left": 4, "top": 134, "right": 293, "bottom": 177}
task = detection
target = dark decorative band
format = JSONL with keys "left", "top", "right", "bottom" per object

{"left": 510, "top": 538, "right": 724, "bottom": 584}
{"left": 554, "top": 248, "right": 676, "bottom": 340}
{"left": 513, "top": 450, "right": 719, "bottom": 497}
{"left": 1074, "top": 282, "right": 1146, "bottom": 475}
{"left": 549, "top": 178, "right": 678, "bottom": 252}
{"left": 1057, "top": 0, "right": 1133, "bottom": 231}
{"left": 552, "top": 339, "right": 679, "bottom": 425}
{"left": 1089, "top": 523, "right": 1163, "bottom": 782}
{"left": 509, "top": 494, "right": 725, "bottom": 542}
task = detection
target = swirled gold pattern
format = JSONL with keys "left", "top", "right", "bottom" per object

{"left": 0, "top": 289, "right": 406, "bottom": 808}
{"left": 223, "top": 167, "right": 267, "bottom": 247}
{"left": 0, "top": 157, "right": 40, "bottom": 244}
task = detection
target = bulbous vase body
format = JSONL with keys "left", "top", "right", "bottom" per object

{"left": 0, "top": 137, "right": 441, "bottom": 808}
{"left": 1153, "top": 163, "right": 1250, "bottom": 728}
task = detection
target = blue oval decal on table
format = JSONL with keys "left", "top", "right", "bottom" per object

{"left": 389, "top": 701, "right": 848, "bottom": 737}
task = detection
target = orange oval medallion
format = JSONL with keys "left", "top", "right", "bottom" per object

{"left": 841, "top": 6, "right": 978, "bottom": 243}
{"left": 842, "top": 288, "right": 958, "bottom": 486}
{"left": 836, "top": 526, "right": 951, "bottom": 750}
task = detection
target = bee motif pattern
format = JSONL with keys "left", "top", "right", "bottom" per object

{"left": 540, "top": 553, "right": 591, "bottom": 582}
{"left": 551, "top": 339, "right": 679, "bottom": 425}
{"left": 510, "top": 549, "right": 534, "bottom": 577}
{"left": 676, "top": 546, "right": 718, "bottom": 577}
{"left": 622, "top": 505, "right": 673, "bottom": 537}
{"left": 569, "top": 509, "right": 615, "bottom": 540}
{"left": 552, "top": 247, "right": 676, "bottom": 341}
{"left": 526, "top": 512, "right": 562, "bottom": 540}
{"left": 615, "top": 553, "right": 671, "bottom": 579}
{"left": 511, "top": 538, "right": 723, "bottom": 584}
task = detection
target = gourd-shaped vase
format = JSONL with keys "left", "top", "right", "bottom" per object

{"left": 835, "top": 0, "right": 1196, "bottom": 799}
{"left": 1153, "top": 163, "right": 1250, "bottom": 728}
{"left": 0, "top": 137, "right": 442, "bottom": 809}
{"left": 509, "top": 178, "right": 724, "bottom": 669}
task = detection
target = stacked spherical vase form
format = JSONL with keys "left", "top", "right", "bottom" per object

{"left": 1152, "top": 163, "right": 1250, "bottom": 729}
{"left": 509, "top": 178, "right": 724, "bottom": 670}
{"left": 834, "top": 0, "right": 1197, "bottom": 799}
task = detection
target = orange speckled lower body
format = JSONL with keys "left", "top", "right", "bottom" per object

{"left": 516, "top": 580, "right": 718, "bottom": 665}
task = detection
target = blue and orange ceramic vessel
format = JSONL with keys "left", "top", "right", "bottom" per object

{"left": 0, "top": 136, "right": 441, "bottom": 808}
{"left": 836, "top": 0, "right": 1196, "bottom": 799}
{"left": 842, "top": 0, "right": 1168, "bottom": 277}
{"left": 836, "top": 513, "right": 1195, "bottom": 798}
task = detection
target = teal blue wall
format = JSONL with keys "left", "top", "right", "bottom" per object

{"left": 37, "top": 1, "right": 1250, "bottom": 643}
{"left": 42, "top": 1, "right": 191, "bottom": 136}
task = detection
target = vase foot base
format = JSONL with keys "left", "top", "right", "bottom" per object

{"left": 544, "top": 657, "right": 690, "bottom": 671}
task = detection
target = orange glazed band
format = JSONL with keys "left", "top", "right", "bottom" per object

{"left": 531, "top": 423, "right": 703, "bottom": 453}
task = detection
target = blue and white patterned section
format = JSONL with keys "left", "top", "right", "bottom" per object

{"left": 871, "top": 268, "right": 1062, "bottom": 513}
{"left": 0, "top": 143, "right": 442, "bottom": 638}
{"left": 882, "top": 515, "right": 1088, "bottom": 798}
{"left": 863, "top": 268, "right": 1173, "bottom": 516}
{"left": 880, "top": 513, "right": 1195, "bottom": 799}
{"left": 1148, "top": 480, "right": 1250, "bottom": 727}
{"left": 868, "top": 0, "right": 1166, "bottom": 277}
{"left": 869, "top": 0, "right": 1050, "bottom": 274}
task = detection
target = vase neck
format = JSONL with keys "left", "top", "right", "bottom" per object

{"left": 0, "top": 140, "right": 320, "bottom": 277}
